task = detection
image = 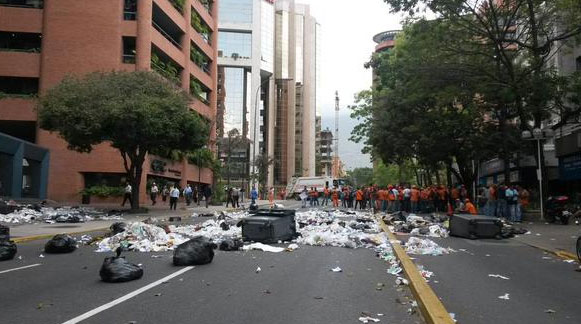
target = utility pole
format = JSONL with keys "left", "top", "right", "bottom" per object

{"left": 333, "top": 91, "right": 340, "bottom": 178}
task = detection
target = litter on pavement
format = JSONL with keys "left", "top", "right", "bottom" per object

{"left": 488, "top": 274, "right": 510, "bottom": 280}
{"left": 498, "top": 293, "right": 510, "bottom": 300}
{"left": 243, "top": 243, "right": 285, "bottom": 253}
{"left": 330, "top": 267, "right": 343, "bottom": 272}
{"left": 358, "top": 316, "right": 380, "bottom": 323}
{"left": 0, "top": 202, "right": 123, "bottom": 224}
{"left": 404, "top": 237, "right": 450, "bottom": 256}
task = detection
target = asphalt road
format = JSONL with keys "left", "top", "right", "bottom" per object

{"left": 0, "top": 208, "right": 422, "bottom": 324}
{"left": 405, "top": 235, "right": 581, "bottom": 324}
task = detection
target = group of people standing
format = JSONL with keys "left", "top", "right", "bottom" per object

{"left": 298, "top": 183, "right": 530, "bottom": 221}
{"left": 146, "top": 182, "right": 213, "bottom": 210}
{"left": 478, "top": 184, "right": 529, "bottom": 223}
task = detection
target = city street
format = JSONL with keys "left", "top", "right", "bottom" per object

{"left": 399, "top": 230, "right": 581, "bottom": 324}
{"left": 0, "top": 203, "right": 423, "bottom": 324}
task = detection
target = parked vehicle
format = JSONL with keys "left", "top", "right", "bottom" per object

{"left": 285, "top": 177, "right": 346, "bottom": 199}
{"left": 545, "top": 196, "right": 572, "bottom": 225}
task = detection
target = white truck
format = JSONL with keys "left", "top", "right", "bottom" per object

{"left": 285, "top": 176, "right": 346, "bottom": 199}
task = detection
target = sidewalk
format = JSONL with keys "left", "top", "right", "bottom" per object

{"left": 7, "top": 199, "right": 287, "bottom": 241}
{"left": 515, "top": 221, "right": 581, "bottom": 258}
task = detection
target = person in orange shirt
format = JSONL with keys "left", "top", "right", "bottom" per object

{"left": 465, "top": 198, "right": 478, "bottom": 215}
{"left": 322, "top": 186, "right": 330, "bottom": 206}
{"left": 354, "top": 188, "right": 364, "bottom": 210}
{"left": 332, "top": 188, "right": 339, "bottom": 207}
{"left": 410, "top": 186, "right": 420, "bottom": 213}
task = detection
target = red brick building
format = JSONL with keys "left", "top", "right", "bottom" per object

{"left": 0, "top": 0, "right": 218, "bottom": 203}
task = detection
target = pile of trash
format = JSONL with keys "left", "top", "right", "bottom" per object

{"left": 404, "top": 237, "right": 450, "bottom": 256}
{"left": 386, "top": 212, "right": 449, "bottom": 238}
{"left": 96, "top": 222, "right": 189, "bottom": 252}
{"left": 0, "top": 203, "right": 123, "bottom": 224}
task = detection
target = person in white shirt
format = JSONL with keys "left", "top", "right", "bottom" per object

{"left": 150, "top": 182, "right": 159, "bottom": 206}
{"left": 121, "top": 183, "right": 132, "bottom": 207}
{"left": 169, "top": 186, "right": 180, "bottom": 210}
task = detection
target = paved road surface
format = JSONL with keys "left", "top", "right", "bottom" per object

{"left": 0, "top": 209, "right": 422, "bottom": 324}
{"left": 405, "top": 235, "right": 581, "bottom": 324}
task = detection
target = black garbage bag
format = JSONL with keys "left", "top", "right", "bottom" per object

{"left": 219, "top": 238, "right": 243, "bottom": 251}
{"left": 100, "top": 248, "right": 143, "bottom": 283}
{"left": 44, "top": 234, "right": 77, "bottom": 254}
{"left": 0, "top": 240, "right": 17, "bottom": 261}
{"left": 220, "top": 221, "right": 230, "bottom": 231}
{"left": 173, "top": 237, "right": 217, "bottom": 266}
{"left": 0, "top": 224, "right": 10, "bottom": 241}
{"left": 56, "top": 215, "right": 81, "bottom": 223}
{"left": 110, "top": 222, "right": 127, "bottom": 234}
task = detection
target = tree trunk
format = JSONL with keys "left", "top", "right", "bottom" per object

{"left": 132, "top": 165, "right": 143, "bottom": 210}
{"left": 435, "top": 169, "right": 441, "bottom": 185}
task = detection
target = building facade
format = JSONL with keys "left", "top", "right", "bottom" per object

{"left": 272, "top": 0, "right": 319, "bottom": 189}
{"left": 216, "top": 0, "right": 276, "bottom": 189}
{"left": 0, "top": 0, "right": 218, "bottom": 203}
{"left": 318, "top": 128, "right": 333, "bottom": 177}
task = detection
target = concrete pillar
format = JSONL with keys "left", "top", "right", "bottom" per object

{"left": 136, "top": 0, "right": 153, "bottom": 70}
{"left": 38, "top": 151, "right": 49, "bottom": 200}
{"left": 11, "top": 143, "right": 24, "bottom": 198}
{"left": 181, "top": 2, "right": 191, "bottom": 92}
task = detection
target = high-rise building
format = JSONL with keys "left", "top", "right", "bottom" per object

{"left": 0, "top": 0, "right": 219, "bottom": 202}
{"left": 273, "top": 0, "right": 320, "bottom": 188}
{"left": 318, "top": 128, "right": 333, "bottom": 177}
{"left": 216, "top": 0, "right": 276, "bottom": 189}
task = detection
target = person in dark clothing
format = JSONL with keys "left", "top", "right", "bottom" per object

{"left": 203, "top": 186, "right": 212, "bottom": 208}
{"left": 497, "top": 185, "right": 508, "bottom": 219}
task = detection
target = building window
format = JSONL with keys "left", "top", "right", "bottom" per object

{"left": 191, "top": 9, "right": 212, "bottom": 45}
{"left": 190, "top": 42, "right": 211, "bottom": 74}
{"left": 0, "top": 0, "right": 43, "bottom": 9}
{"left": 0, "top": 31, "right": 42, "bottom": 53}
{"left": 123, "top": 0, "right": 137, "bottom": 20}
{"left": 191, "top": 78, "right": 211, "bottom": 105}
{"left": 218, "top": 31, "right": 252, "bottom": 59}
{"left": 0, "top": 76, "right": 39, "bottom": 97}
{"left": 218, "top": 0, "right": 252, "bottom": 24}
{"left": 122, "top": 37, "right": 136, "bottom": 64}
{"left": 199, "top": 0, "right": 213, "bottom": 15}
{"left": 576, "top": 56, "right": 581, "bottom": 72}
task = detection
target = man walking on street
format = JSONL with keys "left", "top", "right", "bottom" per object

{"left": 121, "top": 182, "right": 132, "bottom": 207}
{"left": 150, "top": 182, "right": 159, "bottom": 206}
{"left": 184, "top": 184, "right": 192, "bottom": 206}
{"left": 169, "top": 185, "right": 180, "bottom": 211}
{"left": 203, "top": 185, "right": 212, "bottom": 208}
{"left": 232, "top": 187, "right": 240, "bottom": 208}
{"left": 251, "top": 186, "right": 258, "bottom": 205}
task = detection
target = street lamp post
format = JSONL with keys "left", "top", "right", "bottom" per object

{"left": 521, "top": 128, "right": 554, "bottom": 221}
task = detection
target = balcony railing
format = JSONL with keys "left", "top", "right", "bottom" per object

{"left": 152, "top": 21, "right": 182, "bottom": 49}
{"left": 0, "top": 0, "right": 43, "bottom": 9}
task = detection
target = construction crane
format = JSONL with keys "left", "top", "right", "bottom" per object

{"left": 332, "top": 91, "right": 340, "bottom": 178}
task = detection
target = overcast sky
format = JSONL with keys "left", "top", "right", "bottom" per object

{"left": 298, "top": 0, "right": 404, "bottom": 170}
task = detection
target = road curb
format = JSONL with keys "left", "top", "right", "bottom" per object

{"left": 12, "top": 227, "right": 110, "bottom": 244}
{"left": 377, "top": 217, "right": 455, "bottom": 324}
{"left": 515, "top": 239, "right": 579, "bottom": 262}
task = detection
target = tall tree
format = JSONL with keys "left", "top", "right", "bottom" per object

{"left": 38, "top": 71, "right": 210, "bottom": 209}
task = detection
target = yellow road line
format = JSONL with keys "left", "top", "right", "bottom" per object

{"left": 377, "top": 216, "right": 455, "bottom": 324}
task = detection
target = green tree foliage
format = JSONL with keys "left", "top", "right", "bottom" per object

{"left": 373, "top": 161, "right": 417, "bottom": 186}
{"left": 38, "top": 71, "right": 210, "bottom": 209}
{"left": 346, "top": 167, "right": 374, "bottom": 187}
{"left": 253, "top": 154, "right": 276, "bottom": 199}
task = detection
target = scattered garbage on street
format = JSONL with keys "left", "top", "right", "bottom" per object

{"left": 44, "top": 234, "right": 77, "bottom": 254}
{"left": 0, "top": 200, "right": 123, "bottom": 224}
{"left": 404, "top": 237, "right": 451, "bottom": 256}
{"left": 99, "top": 247, "right": 143, "bottom": 283}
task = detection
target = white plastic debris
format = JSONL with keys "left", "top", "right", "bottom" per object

{"left": 498, "top": 293, "right": 510, "bottom": 300}
{"left": 488, "top": 274, "right": 510, "bottom": 280}
{"left": 256, "top": 266, "right": 261, "bottom": 273}
{"left": 286, "top": 243, "right": 300, "bottom": 251}
{"left": 358, "top": 316, "right": 380, "bottom": 323}
{"left": 405, "top": 237, "right": 450, "bottom": 256}
{"left": 396, "top": 277, "right": 409, "bottom": 286}
{"left": 39, "top": 254, "right": 44, "bottom": 258}
{"left": 331, "top": 267, "right": 343, "bottom": 272}
{"left": 243, "top": 243, "right": 285, "bottom": 253}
